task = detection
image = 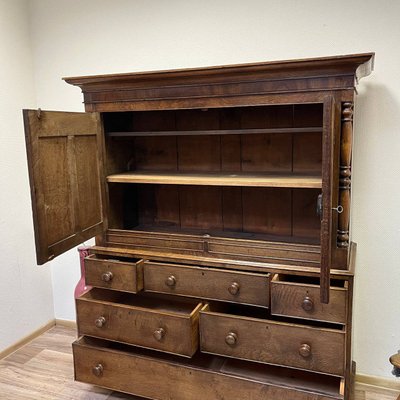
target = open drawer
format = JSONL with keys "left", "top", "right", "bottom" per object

{"left": 73, "top": 336, "right": 344, "bottom": 400}
{"left": 271, "top": 274, "right": 348, "bottom": 324}
{"left": 199, "top": 303, "right": 346, "bottom": 376}
{"left": 85, "top": 254, "right": 144, "bottom": 293}
{"left": 76, "top": 288, "right": 202, "bottom": 357}
{"left": 144, "top": 261, "right": 270, "bottom": 308}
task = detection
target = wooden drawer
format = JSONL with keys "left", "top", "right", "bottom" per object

{"left": 73, "top": 336, "right": 344, "bottom": 400}
{"left": 271, "top": 274, "right": 348, "bottom": 324}
{"left": 85, "top": 254, "right": 144, "bottom": 293}
{"left": 200, "top": 304, "right": 345, "bottom": 376}
{"left": 76, "top": 288, "right": 202, "bottom": 357}
{"left": 144, "top": 261, "right": 270, "bottom": 307}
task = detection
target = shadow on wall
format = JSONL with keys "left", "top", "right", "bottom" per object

{"left": 352, "top": 80, "right": 400, "bottom": 378}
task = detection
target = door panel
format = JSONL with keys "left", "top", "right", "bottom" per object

{"left": 320, "top": 97, "right": 336, "bottom": 303}
{"left": 23, "top": 110, "right": 104, "bottom": 265}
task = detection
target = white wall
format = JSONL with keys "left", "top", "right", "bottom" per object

{"left": 26, "top": 0, "right": 400, "bottom": 379}
{"left": 0, "top": 0, "right": 54, "bottom": 352}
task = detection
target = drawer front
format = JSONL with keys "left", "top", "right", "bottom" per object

{"left": 271, "top": 277, "right": 347, "bottom": 324}
{"left": 73, "top": 337, "right": 342, "bottom": 400}
{"left": 76, "top": 294, "right": 202, "bottom": 357}
{"left": 144, "top": 261, "right": 270, "bottom": 307}
{"left": 85, "top": 255, "right": 143, "bottom": 293}
{"left": 200, "top": 309, "right": 345, "bottom": 376}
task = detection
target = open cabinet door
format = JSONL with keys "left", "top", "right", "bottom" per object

{"left": 320, "top": 97, "right": 336, "bottom": 304}
{"left": 23, "top": 110, "right": 105, "bottom": 265}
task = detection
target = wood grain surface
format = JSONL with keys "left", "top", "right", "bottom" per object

{"left": 200, "top": 306, "right": 346, "bottom": 376}
{"left": 76, "top": 289, "right": 202, "bottom": 357}
{"left": 23, "top": 110, "right": 104, "bottom": 265}
{"left": 74, "top": 336, "right": 343, "bottom": 400}
{"left": 270, "top": 274, "right": 347, "bottom": 324}
{"left": 85, "top": 255, "right": 144, "bottom": 293}
{"left": 107, "top": 171, "right": 322, "bottom": 188}
{"left": 143, "top": 261, "right": 270, "bottom": 307}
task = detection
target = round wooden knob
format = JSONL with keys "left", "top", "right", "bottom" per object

{"left": 302, "top": 296, "right": 314, "bottom": 312}
{"left": 225, "top": 332, "right": 238, "bottom": 346}
{"left": 299, "top": 344, "right": 312, "bottom": 358}
{"left": 153, "top": 328, "right": 166, "bottom": 341}
{"left": 165, "top": 275, "right": 176, "bottom": 287}
{"left": 101, "top": 271, "right": 113, "bottom": 282}
{"left": 95, "top": 316, "right": 106, "bottom": 328}
{"left": 92, "top": 364, "right": 103, "bottom": 377}
{"left": 228, "top": 282, "right": 240, "bottom": 296}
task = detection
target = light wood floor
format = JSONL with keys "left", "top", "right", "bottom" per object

{"left": 0, "top": 325, "right": 398, "bottom": 400}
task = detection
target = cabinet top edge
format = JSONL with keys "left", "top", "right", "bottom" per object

{"left": 63, "top": 53, "right": 374, "bottom": 88}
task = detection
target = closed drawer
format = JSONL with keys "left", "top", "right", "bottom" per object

{"left": 200, "top": 304, "right": 345, "bottom": 376}
{"left": 144, "top": 261, "right": 270, "bottom": 308}
{"left": 76, "top": 288, "right": 202, "bottom": 357}
{"left": 85, "top": 254, "right": 144, "bottom": 293}
{"left": 73, "top": 336, "right": 344, "bottom": 400}
{"left": 271, "top": 274, "right": 348, "bottom": 324}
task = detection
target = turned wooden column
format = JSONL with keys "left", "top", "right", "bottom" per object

{"left": 337, "top": 102, "right": 353, "bottom": 248}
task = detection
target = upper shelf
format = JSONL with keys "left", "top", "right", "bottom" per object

{"left": 106, "top": 127, "right": 323, "bottom": 137}
{"left": 106, "top": 171, "right": 322, "bottom": 189}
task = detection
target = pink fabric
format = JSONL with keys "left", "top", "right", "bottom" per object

{"left": 74, "top": 246, "right": 92, "bottom": 298}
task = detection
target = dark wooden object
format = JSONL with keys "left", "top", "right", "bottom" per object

{"left": 84, "top": 255, "right": 144, "bottom": 293}
{"left": 23, "top": 53, "right": 374, "bottom": 400}
{"left": 74, "top": 337, "right": 344, "bottom": 400}
{"left": 200, "top": 303, "right": 345, "bottom": 375}
{"left": 338, "top": 103, "right": 353, "bottom": 248}
{"left": 76, "top": 289, "right": 202, "bottom": 357}
{"left": 23, "top": 110, "right": 105, "bottom": 264}
{"left": 270, "top": 274, "right": 348, "bottom": 324}
{"left": 143, "top": 261, "right": 270, "bottom": 307}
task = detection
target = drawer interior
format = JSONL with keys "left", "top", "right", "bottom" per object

{"left": 272, "top": 273, "right": 347, "bottom": 288}
{"left": 87, "top": 253, "right": 142, "bottom": 264}
{"left": 79, "top": 288, "right": 201, "bottom": 316}
{"left": 75, "top": 336, "right": 343, "bottom": 398}
{"left": 202, "top": 302, "right": 345, "bottom": 331}
{"left": 270, "top": 274, "right": 348, "bottom": 325}
{"left": 220, "top": 358, "right": 343, "bottom": 396}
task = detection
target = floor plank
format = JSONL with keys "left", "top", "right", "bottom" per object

{"left": 0, "top": 325, "right": 398, "bottom": 399}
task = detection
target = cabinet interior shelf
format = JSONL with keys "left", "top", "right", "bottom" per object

{"left": 106, "top": 127, "right": 323, "bottom": 137}
{"left": 106, "top": 171, "right": 322, "bottom": 188}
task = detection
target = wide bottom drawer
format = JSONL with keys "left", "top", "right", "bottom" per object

{"left": 73, "top": 336, "right": 344, "bottom": 400}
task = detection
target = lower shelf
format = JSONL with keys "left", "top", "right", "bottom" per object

{"left": 73, "top": 336, "right": 344, "bottom": 400}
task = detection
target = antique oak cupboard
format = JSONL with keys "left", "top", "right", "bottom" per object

{"left": 23, "top": 53, "right": 374, "bottom": 400}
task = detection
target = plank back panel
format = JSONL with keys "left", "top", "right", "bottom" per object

{"left": 177, "top": 135, "right": 221, "bottom": 172}
{"left": 134, "top": 136, "right": 177, "bottom": 171}
{"left": 179, "top": 186, "right": 223, "bottom": 230}
{"left": 242, "top": 188, "right": 292, "bottom": 235}
{"left": 292, "top": 189, "right": 321, "bottom": 239}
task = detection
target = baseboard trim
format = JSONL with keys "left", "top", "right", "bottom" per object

{"left": 0, "top": 319, "right": 56, "bottom": 360}
{"left": 356, "top": 373, "right": 400, "bottom": 391}
{"left": 55, "top": 319, "right": 77, "bottom": 329}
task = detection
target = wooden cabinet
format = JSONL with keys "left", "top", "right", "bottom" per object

{"left": 24, "top": 53, "right": 374, "bottom": 399}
